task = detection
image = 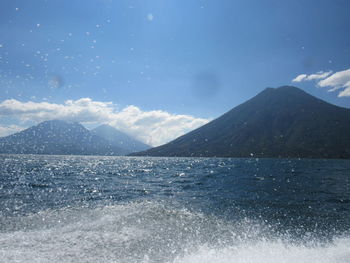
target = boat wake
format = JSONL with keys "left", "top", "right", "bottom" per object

{"left": 0, "top": 201, "right": 348, "bottom": 263}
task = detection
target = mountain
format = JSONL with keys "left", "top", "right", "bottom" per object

{"left": 132, "top": 86, "right": 350, "bottom": 159}
{"left": 91, "top": 124, "right": 150, "bottom": 152}
{"left": 0, "top": 120, "right": 128, "bottom": 155}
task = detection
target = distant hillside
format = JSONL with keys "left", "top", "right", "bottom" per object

{"left": 91, "top": 124, "right": 150, "bottom": 153}
{"left": 132, "top": 86, "right": 350, "bottom": 159}
{"left": 0, "top": 120, "right": 128, "bottom": 155}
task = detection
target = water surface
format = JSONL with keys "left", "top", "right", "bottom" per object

{"left": 0, "top": 155, "right": 349, "bottom": 262}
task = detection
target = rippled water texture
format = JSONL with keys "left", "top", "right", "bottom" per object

{"left": 0, "top": 155, "right": 349, "bottom": 262}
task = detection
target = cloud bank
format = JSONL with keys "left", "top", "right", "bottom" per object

{"left": 292, "top": 69, "right": 350, "bottom": 97}
{"left": 0, "top": 125, "right": 25, "bottom": 137}
{"left": 0, "top": 98, "right": 209, "bottom": 146}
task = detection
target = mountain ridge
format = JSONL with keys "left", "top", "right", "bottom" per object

{"left": 91, "top": 124, "right": 150, "bottom": 152}
{"left": 131, "top": 86, "right": 350, "bottom": 159}
{"left": 0, "top": 120, "right": 129, "bottom": 155}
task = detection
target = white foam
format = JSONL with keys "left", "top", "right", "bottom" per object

{"left": 0, "top": 202, "right": 348, "bottom": 263}
{"left": 174, "top": 238, "right": 350, "bottom": 263}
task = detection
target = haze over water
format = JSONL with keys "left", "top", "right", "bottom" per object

{"left": 0, "top": 155, "right": 349, "bottom": 262}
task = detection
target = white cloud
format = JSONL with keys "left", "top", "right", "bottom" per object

{"left": 0, "top": 125, "right": 25, "bottom": 137}
{"left": 317, "top": 69, "right": 350, "bottom": 95}
{"left": 0, "top": 98, "right": 115, "bottom": 123}
{"left": 338, "top": 87, "right": 350, "bottom": 97}
{"left": 108, "top": 106, "right": 209, "bottom": 146}
{"left": 292, "top": 71, "right": 332, "bottom": 82}
{"left": 292, "top": 74, "right": 308, "bottom": 82}
{"left": 307, "top": 71, "right": 333, "bottom": 80}
{"left": 292, "top": 69, "right": 350, "bottom": 97}
{"left": 0, "top": 98, "right": 209, "bottom": 146}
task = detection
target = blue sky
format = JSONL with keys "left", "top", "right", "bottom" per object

{"left": 0, "top": 0, "right": 349, "bottom": 145}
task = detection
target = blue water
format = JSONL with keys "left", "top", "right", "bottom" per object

{"left": 0, "top": 155, "right": 349, "bottom": 262}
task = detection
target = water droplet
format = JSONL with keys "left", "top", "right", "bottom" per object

{"left": 147, "top": 13, "right": 154, "bottom": 21}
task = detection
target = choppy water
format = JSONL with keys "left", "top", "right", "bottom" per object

{"left": 0, "top": 155, "right": 349, "bottom": 263}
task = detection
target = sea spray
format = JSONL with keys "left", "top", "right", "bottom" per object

{"left": 0, "top": 155, "right": 349, "bottom": 262}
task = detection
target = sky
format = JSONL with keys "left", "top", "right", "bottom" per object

{"left": 0, "top": 0, "right": 349, "bottom": 146}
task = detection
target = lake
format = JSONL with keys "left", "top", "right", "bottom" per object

{"left": 0, "top": 155, "right": 349, "bottom": 262}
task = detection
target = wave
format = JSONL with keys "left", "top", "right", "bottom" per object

{"left": 175, "top": 238, "right": 350, "bottom": 263}
{"left": 0, "top": 201, "right": 348, "bottom": 263}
